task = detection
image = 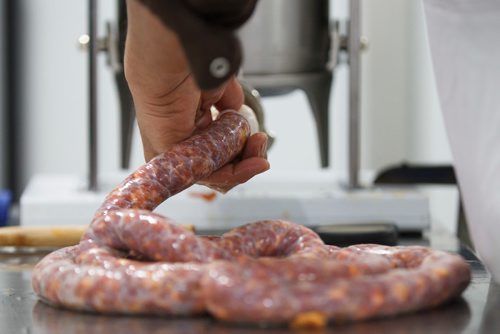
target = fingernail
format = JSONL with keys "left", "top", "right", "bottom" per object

{"left": 259, "top": 137, "right": 268, "bottom": 158}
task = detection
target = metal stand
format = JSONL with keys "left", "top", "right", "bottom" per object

{"left": 115, "top": 2, "right": 135, "bottom": 170}
{"left": 347, "top": 0, "right": 362, "bottom": 189}
{"left": 88, "top": 0, "right": 98, "bottom": 191}
{"left": 83, "top": 0, "right": 131, "bottom": 189}
{"left": 83, "top": 0, "right": 363, "bottom": 176}
{"left": 240, "top": 0, "right": 364, "bottom": 171}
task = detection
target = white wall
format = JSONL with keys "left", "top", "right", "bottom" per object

{"left": 18, "top": 0, "right": 457, "bottom": 230}
{"left": 361, "top": 0, "right": 413, "bottom": 171}
{"left": 18, "top": 0, "right": 120, "bottom": 190}
{"left": 19, "top": 0, "right": 87, "bottom": 187}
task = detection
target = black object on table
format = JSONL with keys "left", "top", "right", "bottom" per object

{"left": 315, "top": 223, "right": 399, "bottom": 247}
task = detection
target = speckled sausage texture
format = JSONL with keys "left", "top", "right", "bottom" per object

{"left": 31, "top": 111, "right": 471, "bottom": 324}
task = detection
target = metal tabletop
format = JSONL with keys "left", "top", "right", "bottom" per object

{"left": 0, "top": 233, "right": 497, "bottom": 334}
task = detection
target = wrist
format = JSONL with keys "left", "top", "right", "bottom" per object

{"left": 125, "top": 0, "right": 190, "bottom": 96}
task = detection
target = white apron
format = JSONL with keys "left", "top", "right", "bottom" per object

{"left": 423, "top": 0, "right": 500, "bottom": 282}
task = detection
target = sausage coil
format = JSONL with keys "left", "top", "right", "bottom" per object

{"left": 32, "top": 111, "right": 470, "bottom": 323}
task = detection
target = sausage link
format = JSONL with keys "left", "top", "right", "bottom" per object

{"left": 84, "top": 210, "right": 228, "bottom": 262}
{"left": 32, "top": 245, "right": 207, "bottom": 314}
{"left": 32, "top": 111, "right": 471, "bottom": 324}
{"left": 95, "top": 111, "right": 250, "bottom": 218}
{"left": 215, "top": 220, "right": 330, "bottom": 258}
{"left": 203, "top": 247, "right": 470, "bottom": 322}
{"left": 33, "top": 111, "right": 250, "bottom": 314}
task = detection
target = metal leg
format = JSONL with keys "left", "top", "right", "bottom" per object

{"left": 88, "top": 0, "right": 98, "bottom": 191}
{"left": 347, "top": 0, "right": 362, "bottom": 188}
{"left": 244, "top": 71, "right": 333, "bottom": 168}
{"left": 116, "top": 0, "right": 135, "bottom": 169}
{"left": 457, "top": 198, "right": 474, "bottom": 250}
{"left": 301, "top": 72, "right": 333, "bottom": 168}
{"left": 115, "top": 73, "right": 135, "bottom": 169}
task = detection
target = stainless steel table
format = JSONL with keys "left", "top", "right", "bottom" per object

{"left": 0, "top": 233, "right": 497, "bottom": 334}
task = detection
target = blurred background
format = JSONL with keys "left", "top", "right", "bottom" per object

{"left": 0, "top": 0, "right": 459, "bottom": 233}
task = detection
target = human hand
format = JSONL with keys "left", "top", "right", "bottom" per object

{"left": 125, "top": 0, "right": 269, "bottom": 192}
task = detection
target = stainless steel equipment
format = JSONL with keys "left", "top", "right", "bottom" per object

{"left": 83, "top": 0, "right": 364, "bottom": 184}
{"left": 238, "top": 0, "right": 335, "bottom": 168}
{"left": 87, "top": 0, "right": 98, "bottom": 191}
{"left": 21, "top": 0, "right": 431, "bottom": 235}
{"left": 347, "top": 0, "right": 362, "bottom": 188}
{"left": 80, "top": 0, "right": 135, "bottom": 178}
{"left": 239, "top": 0, "right": 331, "bottom": 75}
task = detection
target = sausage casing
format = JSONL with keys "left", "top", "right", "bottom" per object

{"left": 32, "top": 111, "right": 471, "bottom": 323}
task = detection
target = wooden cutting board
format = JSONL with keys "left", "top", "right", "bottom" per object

{"left": 0, "top": 226, "right": 88, "bottom": 247}
{"left": 0, "top": 224, "right": 195, "bottom": 247}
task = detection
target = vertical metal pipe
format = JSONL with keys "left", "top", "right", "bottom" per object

{"left": 347, "top": 0, "right": 361, "bottom": 188}
{"left": 117, "top": 0, "right": 135, "bottom": 170}
{"left": 5, "top": 0, "right": 22, "bottom": 199}
{"left": 0, "top": 0, "right": 6, "bottom": 189}
{"left": 88, "top": 0, "right": 98, "bottom": 191}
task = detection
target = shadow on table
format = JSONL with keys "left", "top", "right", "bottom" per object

{"left": 32, "top": 297, "right": 471, "bottom": 334}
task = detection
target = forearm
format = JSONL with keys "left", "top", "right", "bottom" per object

{"left": 123, "top": 0, "right": 268, "bottom": 191}
{"left": 125, "top": 0, "right": 190, "bottom": 99}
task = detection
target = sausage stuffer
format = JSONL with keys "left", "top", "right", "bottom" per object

{"left": 20, "top": 0, "right": 430, "bottom": 234}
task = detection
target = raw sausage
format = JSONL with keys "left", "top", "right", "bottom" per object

{"left": 32, "top": 111, "right": 471, "bottom": 324}
{"left": 33, "top": 111, "right": 250, "bottom": 315}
